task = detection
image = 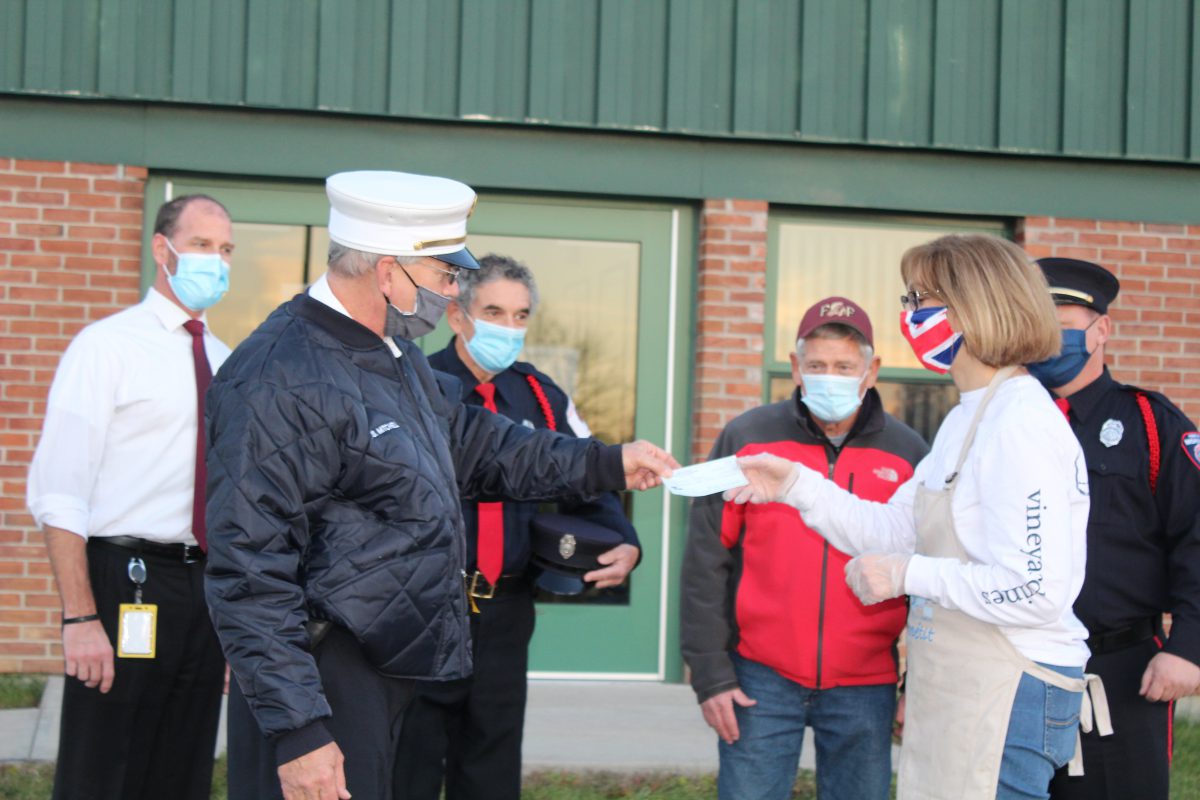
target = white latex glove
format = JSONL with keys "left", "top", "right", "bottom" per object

{"left": 845, "top": 552, "right": 912, "bottom": 605}
{"left": 724, "top": 453, "right": 801, "bottom": 505}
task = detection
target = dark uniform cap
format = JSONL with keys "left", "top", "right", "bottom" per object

{"left": 529, "top": 513, "right": 625, "bottom": 596}
{"left": 1036, "top": 257, "right": 1120, "bottom": 314}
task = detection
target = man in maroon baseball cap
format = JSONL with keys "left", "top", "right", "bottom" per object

{"left": 681, "top": 295, "right": 928, "bottom": 800}
{"left": 791, "top": 296, "right": 878, "bottom": 437}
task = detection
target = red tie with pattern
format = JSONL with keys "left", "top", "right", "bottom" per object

{"left": 473, "top": 382, "right": 504, "bottom": 584}
{"left": 183, "top": 320, "right": 212, "bottom": 551}
{"left": 1054, "top": 397, "right": 1071, "bottom": 420}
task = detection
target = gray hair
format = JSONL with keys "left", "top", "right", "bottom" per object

{"left": 795, "top": 323, "right": 874, "bottom": 363}
{"left": 455, "top": 253, "right": 540, "bottom": 315}
{"left": 327, "top": 241, "right": 421, "bottom": 278}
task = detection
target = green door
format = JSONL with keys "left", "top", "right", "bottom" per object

{"left": 144, "top": 178, "right": 694, "bottom": 679}
{"left": 438, "top": 196, "right": 693, "bottom": 678}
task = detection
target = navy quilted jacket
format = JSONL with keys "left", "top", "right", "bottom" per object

{"left": 204, "top": 294, "right": 624, "bottom": 750}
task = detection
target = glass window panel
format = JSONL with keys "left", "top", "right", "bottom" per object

{"left": 774, "top": 220, "right": 999, "bottom": 370}
{"left": 206, "top": 223, "right": 309, "bottom": 347}
{"left": 308, "top": 227, "right": 330, "bottom": 281}
{"left": 876, "top": 381, "right": 959, "bottom": 443}
{"left": 464, "top": 235, "right": 640, "bottom": 446}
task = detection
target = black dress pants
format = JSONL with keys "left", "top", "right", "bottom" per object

{"left": 394, "top": 589, "right": 536, "bottom": 800}
{"left": 227, "top": 625, "right": 415, "bottom": 800}
{"left": 52, "top": 541, "right": 224, "bottom": 800}
{"left": 1050, "top": 637, "right": 1173, "bottom": 800}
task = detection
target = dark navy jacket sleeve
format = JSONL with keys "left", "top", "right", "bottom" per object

{"left": 205, "top": 377, "right": 339, "bottom": 758}
{"left": 1148, "top": 396, "right": 1200, "bottom": 665}
{"left": 418, "top": 354, "right": 626, "bottom": 501}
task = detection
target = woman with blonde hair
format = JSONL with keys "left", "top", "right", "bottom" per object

{"left": 732, "top": 234, "right": 1102, "bottom": 799}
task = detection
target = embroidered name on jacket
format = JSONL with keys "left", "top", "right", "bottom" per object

{"left": 370, "top": 421, "right": 400, "bottom": 438}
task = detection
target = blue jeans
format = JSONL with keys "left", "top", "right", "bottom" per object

{"left": 998, "top": 664, "right": 1084, "bottom": 800}
{"left": 718, "top": 654, "right": 895, "bottom": 800}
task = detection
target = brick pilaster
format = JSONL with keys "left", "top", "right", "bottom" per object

{"left": 690, "top": 199, "right": 768, "bottom": 463}
{"left": 0, "top": 158, "right": 146, "bottom": 672}
{"left": 1021, "top": 217, "right": 1200, "bottom": 421}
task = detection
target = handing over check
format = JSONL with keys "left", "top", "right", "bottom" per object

{"left": 663, "top": 456, "right": 749, "bottom": 497}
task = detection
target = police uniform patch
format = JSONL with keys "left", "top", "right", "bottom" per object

{"left": 1182, "top": 432, "right": 1200, "bottom": 471}
{"left": 1100, "top": 418, "right": 1124, "bottom": 448}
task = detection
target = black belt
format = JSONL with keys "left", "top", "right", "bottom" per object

{"left": 1086, "top": 617, "right": 1159, "bottom": 655}
{"left": 90, "top": 535, "right": 204, "bottom": 565}
{"left": 464, "top": 570, "right": 531, "bottom": 601}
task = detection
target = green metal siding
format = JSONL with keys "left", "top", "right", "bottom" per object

{"left": 1126, "top": 0, "right": 1192, "bottom": 159}
{"left": 933, "top": 0, "right": 999, "bottom": 150}
{"left": 998, "top": 0, "right": 1064, "bottom": 154}
{"left": 800, "top": 0, "right": 869, "bottom": 141}
{"left": 2, "top": 0, "right": 1198, "bottom": 163}
{"left": 599, "top": 0, "right": 668, "bottom": 129}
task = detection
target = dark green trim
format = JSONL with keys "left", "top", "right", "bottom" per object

{"left": 4, "top": 96, "right": 1199, "bottom": 224}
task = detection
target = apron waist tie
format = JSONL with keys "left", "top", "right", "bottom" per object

{"left": 1068, "top": 672, "right": 1114, "bottom": 776}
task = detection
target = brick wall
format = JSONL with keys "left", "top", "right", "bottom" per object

{"left": 0, "top": 158, "right": 146, "bottom": 673}
{"left": 689, "top": 199, "right": 769, "bottom": 463}
{"left": 1021, "top": 217, "right": 1200, "bottom": 421}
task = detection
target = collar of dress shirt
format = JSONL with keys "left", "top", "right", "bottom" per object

{"left": 308, "top": 272, "right": 351, "bottom": 318}
{"left": 144, "top": 286, "right": 202, "bottom": 333}
{"left": 308, "top": 272, "right": 402, "bottom": 357}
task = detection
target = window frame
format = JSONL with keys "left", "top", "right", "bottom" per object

{"left": 764, "top": 208, "right": 1013, "bottom": 399}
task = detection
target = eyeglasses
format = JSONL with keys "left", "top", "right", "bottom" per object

{"left": 397, "top": 257, "right": 461, "bottom": 286}
{"left": 900, "top": 289, "right": 941, "bottom": 311}
{"left": 423, "top": 261, "right": 461, "bottom": 285}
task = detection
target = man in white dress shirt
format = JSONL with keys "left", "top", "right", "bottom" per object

{"left": 27, "top": 194, "right": 235, "bottom": 800}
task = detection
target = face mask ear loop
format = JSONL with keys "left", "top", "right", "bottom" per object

{"left": 398, "top": 262, "right": 421, "bottom": 290}
{"left": 161, "top": 238, "right": 180, "bottom": 278}
{"left": 384, "top": 261, "right": 422, "bottom": 315}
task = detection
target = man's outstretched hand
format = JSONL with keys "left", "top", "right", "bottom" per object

{"left": 621, "top": 440, "right": 679, "bottom": 490}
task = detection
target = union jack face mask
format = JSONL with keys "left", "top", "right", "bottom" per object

{"left": 900, "top": 306, "right": 963, "bottom": 374}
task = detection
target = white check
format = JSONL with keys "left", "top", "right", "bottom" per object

{"left": 663, "top": 455, "right": 749, "bottom": 497}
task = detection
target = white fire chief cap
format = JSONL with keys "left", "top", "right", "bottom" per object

{"left": 325, "top": 170, "right": 480, "bottom": 270}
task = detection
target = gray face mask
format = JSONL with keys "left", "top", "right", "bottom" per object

{"left": 384, "top": 266, "right": 452, "bottom": 340}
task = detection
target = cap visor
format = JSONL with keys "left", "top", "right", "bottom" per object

{"left": 534, "top": 569, "right": 587, "bottom": 596}
{"left": 431, "top": 247, "right": 480, "bottom": 270}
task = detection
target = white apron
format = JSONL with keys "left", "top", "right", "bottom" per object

{"left": 898, "top": 367, "right": 1111, "bottom": 800}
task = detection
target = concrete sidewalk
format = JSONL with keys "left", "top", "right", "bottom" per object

{"left": 7, "top": 675, "right": 1198, "bottom": 773}
{"left": 0, "top": 676, "right": 830, "bottom": 773}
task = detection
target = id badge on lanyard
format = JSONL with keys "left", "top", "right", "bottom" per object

{"left": 117, "top": 557, "right": 157, "bottom": 659}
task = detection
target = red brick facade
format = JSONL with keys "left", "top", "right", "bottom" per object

{"left": 1020, "top": 217, "right": 1200, "bottom": 420}
{"left": 0, "top": 159, "right": 146, "bottom": 672}
{"left": 690, "top": 199, "right": 768, "bottom": 463}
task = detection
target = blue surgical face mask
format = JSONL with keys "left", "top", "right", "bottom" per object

{"left": 1028, "top": 321, "right": 1096, "bottom": 388}
{"left": 800, "top": 371, "right": 868, "bottom": 423}
{"left": 163, "top": 239, "right": 230, "bottom": 311}
{"left": 465, "top": 315, "right": 526, "bottom": 373}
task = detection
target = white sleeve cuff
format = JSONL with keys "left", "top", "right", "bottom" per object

{"left": 29, "top": 495, "right": 89, "bottom": 539}
{"left": 782, "top": 464, "right": 824, "bottom": 511}
{"left": 903, "top": 554, "right": 939, "bottom": 599}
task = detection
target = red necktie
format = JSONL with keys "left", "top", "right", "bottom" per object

{"left": 183, "top": 320, "right": 212, "bottom": 551}
{"left": 473, "top": 382, "right": 504, "bottom": 584}
{"left": 1054, "top": 397, "right": 1071, "bottom": 420}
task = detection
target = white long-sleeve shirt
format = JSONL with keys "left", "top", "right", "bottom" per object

{"left": 27, "top": 289, "right": 231, "bottom": 544}
{"left": 784, "top": 374, "right": 1091, "bottom": 666}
